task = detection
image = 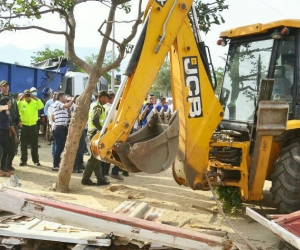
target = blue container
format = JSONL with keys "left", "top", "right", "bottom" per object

{"left": 0, "top": 58, "right": 69, "bottom": 100}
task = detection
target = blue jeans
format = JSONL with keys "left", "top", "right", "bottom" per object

{"left": 74, "top": 129, "right": 87, "bottom": 170}
{"left": 51, "top": 139, "right": 56, "bottom": 159}
{"left": 53, "top": 126, "right": 68, "bottom": 167}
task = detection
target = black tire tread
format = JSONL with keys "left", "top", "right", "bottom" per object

{"left": 270, "top": 141, "right": 300, "bottom": 214}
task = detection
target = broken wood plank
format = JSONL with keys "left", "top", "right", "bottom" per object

{"left": 0, "top": 225, "right": 110, "bottom": 246}
{"left": 246, "top": 207, "right": 300, "bottom": 249}
{"left": 0, "top": 186, "right": 233, "bottom": 250}
{"left": 190, "top": 225, "right": 221, "bottom": 231}
{"left": 266, "top": 214, "right": 284, "bottom": 220}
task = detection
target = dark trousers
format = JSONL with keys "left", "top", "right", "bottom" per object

{"left": 12, "top": 124, "right": 19, "bottom": 153}
{"left": 53, "top": 126, "right": 68, "bottom": 167}
{"left": 102, "top": 162, "right": 110, "bottom": 176}
{"left": 20, "top": 124, "right": 39, "bottom": 163}
{"left": 82, "top": 134, "right": 105, "bottom": 182}
{"left": 0, "top": 129, "right": 14, "bottom": 170}
{"left": 74, "top": 129, "right": 87, "bottom": 170}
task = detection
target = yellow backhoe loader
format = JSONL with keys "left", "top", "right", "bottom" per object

{"left": 91, "top": 0, "right": 300, "bottom": 214}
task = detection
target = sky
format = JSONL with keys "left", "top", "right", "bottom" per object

{"left": 1, "top": 0, "right": 300, "bottom": 70}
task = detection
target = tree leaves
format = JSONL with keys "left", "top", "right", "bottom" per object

{"left": 0, "top": 0, "right": 75, "bottom": 30}
{"left": 214, "top": 186, "right": 243, "bottom": 213}
{"left": 152, "top": 60, "right": 171, "bottom": 97}
{"left": 194, "top": 0, "right": 228, "bottom": 33}
{"left": 31, "top": 46, "right": 64, "bottom": 63}
{"left": 121, "top": 3, "right": 131, "bottom": 14}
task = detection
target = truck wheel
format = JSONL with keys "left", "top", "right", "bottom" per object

{"left": 270, "top": 141, "right": 300, "bottom": 214}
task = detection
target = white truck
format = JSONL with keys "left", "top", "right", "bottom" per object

{"left": 59, "top": 71, "right": 108, "bottom": 97}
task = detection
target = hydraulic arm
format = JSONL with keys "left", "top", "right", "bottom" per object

{"left": 91, "top": 0, "right": 224, "bottom": 190}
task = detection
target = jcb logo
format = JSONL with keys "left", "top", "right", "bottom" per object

{"left": 156, "top": 0, "right": 167, "bottom": 7}
{"left": 183, "top": 57, "right": 203, "bottom": 118}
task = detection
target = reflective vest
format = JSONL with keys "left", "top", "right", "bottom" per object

{"left": 88, "top": 101, "right": 105, "bottom": 132}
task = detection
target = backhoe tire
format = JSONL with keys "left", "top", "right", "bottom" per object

{"left": 270, "top": 141, "right": 300, "bottom": 214}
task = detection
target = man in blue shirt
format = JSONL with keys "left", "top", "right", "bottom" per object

{"left": 140, "top": 94, "right": 156, "bottom": 127}
{"left": 155, "top": 97, "right": 168, "bottom": 112}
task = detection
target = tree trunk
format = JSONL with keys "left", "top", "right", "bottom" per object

{"left": 56, "top": 73, "right": 99, "bottom": 192}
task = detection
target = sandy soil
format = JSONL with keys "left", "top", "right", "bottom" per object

{"left": 7, "top": 136, "right": 286, "bottom": 249}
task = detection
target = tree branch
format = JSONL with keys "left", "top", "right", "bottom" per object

{"left": 98, "top": 0, "right": 143, "bottom": 74}
{"left": 0, "top": 25, "right": 67, "bottom": 35}
{"left": 93, "top": 0, "right": 118, "bottom": 75}
{"left": 1, "top": 8, "right": 66, "bottom": 20}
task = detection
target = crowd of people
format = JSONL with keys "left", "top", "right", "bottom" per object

{"left": 0, "top": 79, "right": 172, "bottom": 186}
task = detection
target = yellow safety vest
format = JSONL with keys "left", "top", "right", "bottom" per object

{"left": 88, "top": 102, "right": 105, "bottom": 132}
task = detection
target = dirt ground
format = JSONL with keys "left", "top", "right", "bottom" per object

{"left": 7, "top": 135, "right": 287, "bottom": 250}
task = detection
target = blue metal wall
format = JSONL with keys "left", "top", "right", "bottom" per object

{"left": 0, "top": 62, "right": 67, "bottom": 99}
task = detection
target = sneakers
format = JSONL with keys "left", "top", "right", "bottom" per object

{"left": 81, "top": 179, "right": 96, "bottom": 186}
{"left": 19, "top": 162, "right": 40, "bottom": 167}
{"left": 110, "top": 174, "right": 124, "bottom": 180}
{"left": 122, "top": 171, "right": 129, "bottom": 177}
{"left": 52, "top": 166, "right": 59, "bottom": 171}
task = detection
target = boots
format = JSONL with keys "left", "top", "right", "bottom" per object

{"left": 97, "top": 161, "right": 110, "bottom": 186}
{"left": 97, "top": 179, "right": 110, "bottom": 186}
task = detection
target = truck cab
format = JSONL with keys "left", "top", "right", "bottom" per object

{"left": 59, "top": 71, "right": 108, "bottom": 96}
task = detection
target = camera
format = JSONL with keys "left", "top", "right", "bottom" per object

{"left": 146, "top": 103, "right": 153, "bottom": 106}
{"left": 25, "top": 93, "right": 31, "bottom": 97}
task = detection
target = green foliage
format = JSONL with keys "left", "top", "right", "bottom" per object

{"left": 30, "top": 47, "right": 121, "bottom": 78}
{"left": 31, "top": 46, "right": 64, "bottom": 63}
{"left": 0, "top": 0, "right": 75, "bottom": 31}
{"left": 214, "top": 186, "right": 243, "bottom": 213}
{"left": 121, "top": 3, "right": 131, "bottom": 14}
{"left": 194, "top": 0, "right": 228, "bottom": 33}
{"left": 214, "top": 66, "right": 224, "bottom": 95}
{"left": 83, "top": 52, "right": 120, "bottom": 84}
{"left": 152, "top": 60, "right": 171, "bottom": 97}
{"left": 73, "top": 64, "right": 84, "bottom": 73}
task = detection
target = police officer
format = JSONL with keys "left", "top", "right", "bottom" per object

{"left": 81, "top": 90, "right": 110, "bottom": 186}
{"left": 0, "top": 80, "right": 21, "bottom": 171}
{"left": 18, "top": 89, "right": 44, "bottom": 167}
{"left": 0, "top": 97, "right": 18, "bottom": 175}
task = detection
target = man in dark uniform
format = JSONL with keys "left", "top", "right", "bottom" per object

{"left": 0, "top": 80, "right": 22, "bottom": 171}
{"left": 81, "top": 90, "right": 110, "bottom": 186}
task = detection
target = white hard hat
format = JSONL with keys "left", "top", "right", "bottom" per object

{"left": 30, "top": 87, "right": 37, "bottom": 92}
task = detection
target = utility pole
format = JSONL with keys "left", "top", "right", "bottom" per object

{"left": 65, "top": 21, "right": 68, "bottom": 58}
{"left": 111, "top": 19, "right": 115, "bottom": 92}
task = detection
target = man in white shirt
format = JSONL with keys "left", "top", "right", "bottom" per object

{"left": 52, "top": 92, "right": 74, "bottom": 171}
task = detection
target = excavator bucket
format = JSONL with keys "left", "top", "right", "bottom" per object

{"left": 114, "top": 109, "right": 179, "bottom": 174}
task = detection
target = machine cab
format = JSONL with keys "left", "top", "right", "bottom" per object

{"left": 219, "top": 21, "right": 300, "bottom": 129}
